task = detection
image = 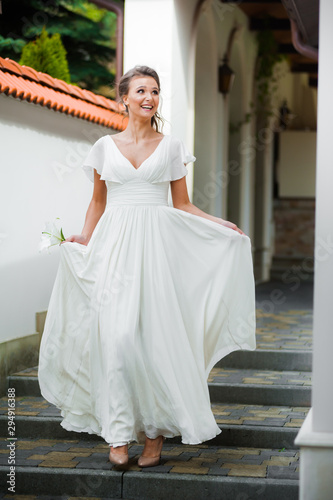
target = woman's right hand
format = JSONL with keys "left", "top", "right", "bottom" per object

{"left": 62, "top": 234, "right": 89, "bottom": 246}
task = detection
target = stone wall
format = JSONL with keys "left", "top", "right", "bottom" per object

{"left": 274, "top": 198, "right": 315, "bottom": 257}
{"left": 270, "top": 198, "right": 315, "bottom": 281}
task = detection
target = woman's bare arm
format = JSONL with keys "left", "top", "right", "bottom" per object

{"left": 64, "top": 169, "right": 107, "bottom": 245}
{"left": 170, "top": 176, "right": 245, "bottom": 235}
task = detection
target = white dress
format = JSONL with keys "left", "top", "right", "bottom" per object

{"left": 38, "top": 134, "right": 256, "bottom": 448}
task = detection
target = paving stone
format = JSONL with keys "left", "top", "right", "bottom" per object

{"left": 267, "top": 466, "right": 300, "bottom": 479}
{"left": 178, "top": 451, "right": 201, "bottom": 459}
{"left": 206, "top": 467, "right": 230, "bottom": 476}
{"left": 226, "top": 464, "right": 267, "bottom": 478}
{"left": 75, "top": 460, "right": 112, "bottom": 470}
{"left": 140, "top": 465, "right": 172, "bottom": 473}
{"left": 169, "top": 466, "right": 209, "bottom": 474}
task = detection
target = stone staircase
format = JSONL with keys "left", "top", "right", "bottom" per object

{"left": 0, "top": 334, "right": 311, "bottom": 499}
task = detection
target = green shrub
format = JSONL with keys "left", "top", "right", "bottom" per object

{"left": 19, "top": 27, "right": 71, "bottom": 83}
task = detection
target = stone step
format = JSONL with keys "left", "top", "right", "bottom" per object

{"left": 209, "top": 383, "right": 310, "bottom": 407}
{"left": 208, "top": 367, "right": 311, "bottom": 406}
{"left": 209, "top": 368, "right": 311, "bottom": 386}
{"left": 6, "top": 366, "right": 312, "bottom": 408}
{"left": 0, "top": 437, "right": 299, "bottom": 499}
{"left": 217, "top": 349, "right": 312, "bottom": 371}
{"left": 0, "top": 396, "right": 308, "bottom": 450}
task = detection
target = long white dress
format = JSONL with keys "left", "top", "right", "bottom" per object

{"left": 38, "top": 133, "right": 256, "bottom": 448}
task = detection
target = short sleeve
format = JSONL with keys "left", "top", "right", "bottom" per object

{"left": 170, "top": 137, "right": 196, "bottom": 181}
{"left": 81, "top": 137, "right": 106, "bottom": 183}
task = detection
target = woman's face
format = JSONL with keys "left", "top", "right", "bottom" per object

{"left": 123, "top": 76, "right": 160, "bottom": 121}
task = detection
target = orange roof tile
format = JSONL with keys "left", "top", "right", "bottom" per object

{"left": 0, "top": 56, "right": 128, "bottom": 131}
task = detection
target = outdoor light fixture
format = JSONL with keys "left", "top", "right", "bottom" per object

{"left": 218, "top": 25, "right": 240, "bottom": 97}
{"left": 279, "top": 99, "right": 292, "bottom": 130}
{"left": 218, "top": 56, "right": 235, "bottom": 95}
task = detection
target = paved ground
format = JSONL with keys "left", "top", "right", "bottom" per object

{"left": 0, "top": 437, "right": 299, "bottom": 479}
{"left": 255, "top": 279, "right": 313, "bottom": 312}
{"left": 0, "top": 279, "right": 312, "bottom": 498}
{"left": 211, "top": 403, "right": 309, "bottom": 428}
{"left": 255, "top": 279, "right": 313, "bottom": 350}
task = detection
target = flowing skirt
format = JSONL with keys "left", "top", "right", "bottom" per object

{"left": 38, "top": 203, "right": 256, "bottom": 446}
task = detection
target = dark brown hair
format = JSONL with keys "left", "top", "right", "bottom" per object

{"left": 117, "top": 65, "right": 165, "bottom": 133}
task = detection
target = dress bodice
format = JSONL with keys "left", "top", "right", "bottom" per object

{"left": 82, "top": 134, "right": 196, "bottom": 187}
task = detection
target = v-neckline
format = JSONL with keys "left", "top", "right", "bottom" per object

{"left": 108, "top": 134, "right": 166, "bottom": 171}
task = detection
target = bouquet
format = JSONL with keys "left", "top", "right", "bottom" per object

{"left": 39, "top": 218, "right": 66, "bottom": 253}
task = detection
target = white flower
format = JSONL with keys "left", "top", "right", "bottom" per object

{"left": 39, "top": 218, "right": 65, "bottom": 253}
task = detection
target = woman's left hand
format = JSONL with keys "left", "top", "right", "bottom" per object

{"left": 215, "top": 218, "right": 245, "bottom": 235}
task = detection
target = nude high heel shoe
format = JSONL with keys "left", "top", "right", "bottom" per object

{"left": 109, "top": 445, "right": 129, "bottom": 466}
{"left": 138, "top": 436, "right": 165, "bottom": 468}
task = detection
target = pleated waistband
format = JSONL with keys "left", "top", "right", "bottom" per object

{"left": 105, "top": 180, "right": 169, "bottom": 207}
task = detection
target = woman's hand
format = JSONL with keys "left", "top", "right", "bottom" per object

{"left": 215, "top": 218, "right": 245, "bottom": 235}
{"left": 61, "top": 234, "right": 90, "bottom": 246}
{"left": 171, "top": 180, "right": 246, "bottom": 236}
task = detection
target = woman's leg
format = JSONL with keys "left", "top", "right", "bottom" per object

{"left": 140, "top": 435, "right": 164, "bottom": 457}
{"left": 109, "top": 442, "right": 129, "bottom": 465}
{"left": 109, "top": 442, "right": 128, "bottom": 453}
{"left": 111, "top": 442, "right": 128, "bottom": 448}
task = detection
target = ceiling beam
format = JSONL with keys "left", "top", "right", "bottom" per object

{"left": 308, "top": 76, "right": 318, "bottom": 88}
{"left": 250, "top": 17, "right": 290, "bottom": 30}
{"left": 278, "top": 44, "right": 298, "bottom": 54}
{"left": 292, "top": 63, "right": 318, "bottom": 73}
{"left": 308, "top": 75, "right": 318, "bottom": 88}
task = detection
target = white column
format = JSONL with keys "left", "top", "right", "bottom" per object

{"left": 239, "top": 120, "right": 256, "bottom": 241}
{"left": 295, "top": 0, "right": 333, "bottom": 497}
{"left": 218, "top": 97, "right": 229, "bottom": 219}
{"left": 262, "top": 125, "right": 274, "bottom": 281}
{"left": 123, "top": 0, "right": 197, "bottom": 202}
{"left": 311, "top": 1, "right": 333, "bottom": 434}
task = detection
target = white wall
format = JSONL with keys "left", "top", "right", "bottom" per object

{"left": 275, "top": 59, "right": 317, "bottom": 131}
{"left": 0, "top": 94, "right": 112, "bottom": 342}
{"left": 123, "top": 0, "right": 198, "bottom": 203}
{"left": 278, "top": 130, "right": 317, "bottom": 197}
{"left": 194, "top": 0, "right": 258, "bottom": 233}
{"left": 193, "top": 4, "right": 218, "bottom": 214}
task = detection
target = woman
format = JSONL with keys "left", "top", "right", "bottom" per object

{"left": 38, "top": 65, "right": 256, "bottom": 468}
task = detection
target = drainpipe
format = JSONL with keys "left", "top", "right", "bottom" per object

{"left": 290, "top": 18, "right": 318, "bottom": 61}
{"left": 91, "top": 0, "right": 124, "bottom": 97}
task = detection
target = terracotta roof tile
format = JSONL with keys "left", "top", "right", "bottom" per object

{"left": 0, "top": 56, "right": 128, "bottom": 131}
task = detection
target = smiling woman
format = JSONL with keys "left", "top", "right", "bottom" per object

{"left": 38, "top": 65, "right": 256, "bottom": 470}
{"left": 118, "top": 65, "right": 165, "bottom": 133}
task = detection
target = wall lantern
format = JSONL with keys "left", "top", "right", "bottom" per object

{"left": 279, "top": 99, "right": 292, "bottom": 130}
{"left": 218, "top": 25, "right": 239, "bottom": 97}
{"left": 218, "top": 56, "right": 235, "bottom": 95}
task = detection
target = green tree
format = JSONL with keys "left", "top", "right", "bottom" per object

{"left": 19, "top": 27, "right": 71, "bottom": 83}
{"left": 0, "top": 0, "right": 118, "bottom": 95}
